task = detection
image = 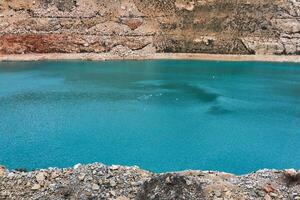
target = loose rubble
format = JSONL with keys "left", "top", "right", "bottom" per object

{"left": 0, "top": 164, "right": 299, "bottom": 199}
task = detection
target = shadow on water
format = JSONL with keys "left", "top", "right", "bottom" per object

{"left": 0, "top": 83, "right": 220, "bottom": 106}
{"left": 134, "top": 81, "right": 221, "bottom": 104}
{"left": 156, "top": 83, "right": 220, "bottom": 103}
{"left": 207, "top": 105, "right": 232, "bottom": 115}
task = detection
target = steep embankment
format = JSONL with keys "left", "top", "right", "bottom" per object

{"left": 0, "top": 164, "right": 300, "bottom": 199}
{"left": 0, "top": 0, "right": 299, "bottom": 55}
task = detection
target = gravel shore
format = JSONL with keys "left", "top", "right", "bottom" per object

{"left": 0, "top": 163, "right": 300, "bottom": 200}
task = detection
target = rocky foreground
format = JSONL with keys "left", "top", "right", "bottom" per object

{"left": 0, "top": 164, "right": 300, "bottom": 200}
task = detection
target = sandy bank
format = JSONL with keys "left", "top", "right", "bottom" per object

{"left": 1, "top": 53, "right": 300, "bottom": 63}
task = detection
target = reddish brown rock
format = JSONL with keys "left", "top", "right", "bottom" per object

{"left": 120, "top": 18, "right": 143, "bottom": 30}
{"left": 263, "top": 183, "right": 275, "bottom": 193}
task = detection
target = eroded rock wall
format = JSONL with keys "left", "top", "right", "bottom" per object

{"left": 0, "top": 0, "right": 299, "bottom": 55}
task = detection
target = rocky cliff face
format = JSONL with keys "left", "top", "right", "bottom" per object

{"left": 0, "top": 0, "right": 299, "bottom": 55}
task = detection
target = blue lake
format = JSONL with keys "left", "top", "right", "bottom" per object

{"left": 0, "top": 60, "right": 300, "bottom": 174}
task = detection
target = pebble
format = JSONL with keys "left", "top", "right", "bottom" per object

{"left": 263, "top": 184, "right": 275, "bottom": 193}
{"left": 116, "top": 196, "right": 129, "bottom": 200}
{"left": 36, "top": 172, "right": 46, "bottom": 183}
{"left": 73, "top": 164, "right": 82, "bottom": 170}
{"left": 78, "top": 174, "right": 85, "bottom": 181}
{"left": 0, "top": 191, "right": 9, "bottom": 197}
{"left": 31, "top": 184, "right": 41, "bottom": 190}
{"left": 186, "top": 179, "right": 192, "bottom": 186}
{"left": 111, "top": 165, "right": 120, "bottom": 170}
{"left": 51, "top": 171, "right": 60, "bottom": 179}
{"left": 165, "top": 176, "right": 171, "bottom": 184}
{"left": 110, "top": 180, "right": 117, "bottom": 187}
{"left": 110, "top": 191, "right": 116, "bottom": 196}
{"left": 270, "top": 192, "right": 278, "bottom": 197}
{"left": 131, "top": 180, "right": 143, "bottom": 186}
{"left": 215, "top": 190, "right": 222, "bottom": 197}
{"left": 257, "top": 190, "right": 265, "bottom": 197}
{"left": 264, "top": 194, "right": 272, "bottom": 200}
{"left": 92, "top": 183, "right": 100, "bottom": 191}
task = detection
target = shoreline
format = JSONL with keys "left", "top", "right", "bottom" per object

{"left": 1, "top": 163, "right": 299, "bottom": 199}
{"left": 1, "top": 53, "right": 300, "bottom": 63}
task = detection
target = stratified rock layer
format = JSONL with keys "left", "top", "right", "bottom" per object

{"left": 0, "top": 164, "right": 300, "bottom": 199}
{"left": 0, "top": 0, "right": 299, "bottom": 55}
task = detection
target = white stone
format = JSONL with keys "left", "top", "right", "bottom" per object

{"left": 270, "top": 192, "right": 278, "bottom": 197}
{"left": 36, "top": 172, "right": 46, "bottom": 183}
{"left": 31, "top": 184, "right": 41, "bottom": 190}
{"left": 116, "top": 196, "right": 129, "bottom": 200}
{"left": 73, "top": 163, "right": 82, "bottom": 170}
{"left": 110, "top": 180, "right": 117, "bottom": 187}
{"left": 78, "top": 174, "right": 85, "bottom": 181}
{"left": 92, "top": 183, "right": 100, "bottom": 190}
{"left": 110, "top": 191, "right": 116, "bottom": 196}
{"left": 110, "top": 165, "right": 119, "bottom": 170}
{"left": 51, "top": 171, "right": 60, "bottom": 179}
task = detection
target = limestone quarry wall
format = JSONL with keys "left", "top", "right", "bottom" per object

{"left": 0, "top": 0, "right": 299, "bottom": 55}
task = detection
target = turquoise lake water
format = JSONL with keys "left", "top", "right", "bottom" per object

{"left": 0, "top": 60, "right": 300, "bottom": 174}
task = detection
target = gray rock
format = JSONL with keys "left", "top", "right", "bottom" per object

{"left": 36, "top": 172, "right": 46, "bottom": 183}
{"left": 110, "top": 180, "right": 117, "bottom": 187}
{"left": 92, "top": 183, "right": 100, "bottom": 191}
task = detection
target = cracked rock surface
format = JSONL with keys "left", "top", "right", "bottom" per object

{"left": 0, "top": 0, "right": 299, "bottom": 55}
{"left": 0, "top": 164, "right": 300, "bottom": 199}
